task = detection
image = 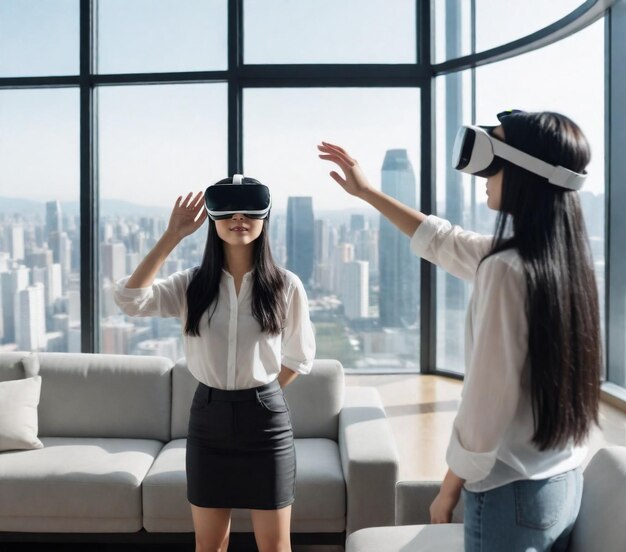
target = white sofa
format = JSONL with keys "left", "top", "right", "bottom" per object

{"left": 0, "top": 352, "right": 399, "bottom": 547}
{"left": 346, "top": 446, "right": 626, "bottom": 552}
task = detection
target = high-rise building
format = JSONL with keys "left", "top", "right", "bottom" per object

{"left": 46, "top": 200, "right": 62, "bottom": 239}
{"left": 16, "top": 283, "right": 46, "bottom": 351}
{"left": 378, "top": 149, "right": 419, "bottom": 328}
{"left": 49, "top": 231, "right": 71, "bottom": 284}
{"left": 350, "top": 214, "right": 366, "bottom": 232}
{"left": 8, "top": 224, "right": 25, "bottom": 261}
{"left": 32, "top": 263, "right": 63, "bottom": 317}
{"left": 342, "top": 261, "right": 369, "bottom": 319}
{"left": 1, "top": 266, "right": 30, "bottom": 344}
{"left": 102, "top": 242, "right": 127, "bottom": 283}
{"left": 269, "top": 213, "right": 287, "bottom": 266}
{"left": 286, "top": 197, "right": 314, "bottom": 285}
{"left": 331, "top": 242, "right": 354, "bottom": 294}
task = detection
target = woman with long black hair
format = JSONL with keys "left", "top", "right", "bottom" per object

{"left": 318, "top": 110, "right": 601, "bottom": 551}
{"left": 114, "top": 176, "right": 315, "bottom": 552}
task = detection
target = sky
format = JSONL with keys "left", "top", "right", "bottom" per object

{"left": 0, "top": 0, "right": 605, "bottom": 215}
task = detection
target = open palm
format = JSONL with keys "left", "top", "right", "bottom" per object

{"left": 167, "top": 192, "right": 207, "bottom": 239}
{"left": 317, "top": 141, "right": 373, "bottom": 197}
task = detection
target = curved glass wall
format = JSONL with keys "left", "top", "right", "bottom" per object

{"left": 435, "top": 18, "right": 606, "bottom": 375}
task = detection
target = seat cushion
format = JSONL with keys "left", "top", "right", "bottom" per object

{"left": 143, "top": 438, "right": 346, "bottom": 533}
{"left": 346, "top": 524, "right": 464, "bottom": 552}
{"left": 0, "top": 437, "right": 163, "bottom": 532}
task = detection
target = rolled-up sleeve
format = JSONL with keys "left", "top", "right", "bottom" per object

{"left": 281, "top": 276, "right": 316, "bottom": 374}
{"left": 410, "top": 215, "right": 493, "bottom": 281}
{"left": 113, "top": 268, "right": 193, "bottom": 319}
{"left": 446, "top": 255, "right": 528, "bottom": 483}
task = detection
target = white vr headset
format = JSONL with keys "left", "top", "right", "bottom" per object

{"left": 452, "top": 125, "right": 587, "bottom": 191}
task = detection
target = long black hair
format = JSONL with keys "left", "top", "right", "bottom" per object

{"left": 483, "top": 111, "right": 601, "bottom": 450}
{"left": 184, "top": 214, "right": 287, "bottom": 336}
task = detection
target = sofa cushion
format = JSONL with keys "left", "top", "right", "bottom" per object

{"left": 143, "top": 438, "right": 346, "bottom": 533}
{"left": 171, "top": 358, "right": 344, "bottom": 441}
{"left": 0, "top": 376, "right": 43, "bottom": 452}
{"left": 570, "top": 446, "right": 626, "bottom": 552}
{"left": 32, "top": 352, "right": 172, "bottom": 441}
{"left": 0, "top": 352, "right": 35, "bottom": 382}
{"left": 0, "top": 437, "right": 163, "bottom": 532}
{"left": 346, "top": 524, "right": 464, "bottom": 552}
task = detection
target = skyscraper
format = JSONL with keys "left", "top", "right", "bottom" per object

{"left": 46, "top": 200, "right": 62, "bottom": 239}
{"left": 378, "top": 149, "right": 419, "bottom": 328}
{"left": 342, "top": 260, "right": 369, "bottom": 319}
{"left": 102, "top": 242, "right": 127, "bottom": 283}
{"left": 16, "top": 283, "right": 46, "bottom": 351}
{"left": 286, "top": 197, "right": 314, "bottom": 286}
{"left": 1, "top": 266, "right": 30, "bottom": 344}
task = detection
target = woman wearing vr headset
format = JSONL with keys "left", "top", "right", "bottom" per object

{"left": 319, "top": 110, "right": 601, "bottom": 551}
{"left": 114, "top": 176, "right": 315, "bottom": 552}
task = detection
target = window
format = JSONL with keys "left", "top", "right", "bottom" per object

{"left": 96, "top": 0, "right": 227, "bottom": 73}
{"left": 0, "top": 88, "right": 80, "bottom": 352}
{"left": 244, "top": 0, "right": 416, "bottom": 64}
{"left": 0, "top": 0, "right": 79, "bottom": 77}
{"left": 434, "top": 18, "right": 605, "bottom": 374}
{"left": 97, "top": 83, "right": 227, "bottom": 359}
{"left": 244, "top": 88, "right": 421, "bottom": 372}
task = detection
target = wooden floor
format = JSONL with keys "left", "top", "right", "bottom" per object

{"left": 4, "top": 374, "right": 625, "bottom": 552}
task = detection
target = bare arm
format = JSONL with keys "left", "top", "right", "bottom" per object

{"left": 277, "top": 365, "right": 299, "bottom": 389}
{"left": 430, "top": 468, "right": 465, "bottom": 524}
{"left": 125, "top": 191, "right": 207, "bottom": 289}
{"left": 318, "top": 141, "right": 427, "bottom": 237}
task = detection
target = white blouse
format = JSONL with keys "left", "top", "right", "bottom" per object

{"left": 411, "top": 215, "right": 587, "bottom": 492}
{"left": 113, "top": 267, "right": 316, "bottom": 390}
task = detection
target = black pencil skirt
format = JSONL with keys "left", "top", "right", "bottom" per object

{"left": 186, "top": 378, "right": 296, "bottom": 510}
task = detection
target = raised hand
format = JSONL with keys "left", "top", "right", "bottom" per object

{"left": 317, "top": 141, "right": 374, "bottom": 198}
{"left": 166, "top": 191, "right": 207, "bottom": 240}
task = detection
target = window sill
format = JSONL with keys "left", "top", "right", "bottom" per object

{"left": 601, "top": 382, "right": 626, "bottom": 413}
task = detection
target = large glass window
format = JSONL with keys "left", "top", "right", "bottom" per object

{"left": 244, "top": 0, "right": 417, "bottom": 64}
{"left": 0, "top": 0, "right": 79, "bottom": 77}
{"left": 96, "top": 0, "right": 227, "bottom": 74}
{"left": 97, "top": 83, "right": 227, "bottom": 360}
{"left": 244, "top": 88, "right": 421, "bottom": 372}
{"left": 0, "top": 88, "right": 80, "bottom": 352}
{"left": 435, "top": 18, "right": 605, "bottom": 374}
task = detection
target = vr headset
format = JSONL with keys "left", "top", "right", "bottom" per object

{"left": 452, "top": 111, "right": 587, "bottom": 191}
{"left": 204, "top": 174, "right": 271, "bottom": 220}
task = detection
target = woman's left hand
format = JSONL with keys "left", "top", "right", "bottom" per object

{"left": 429, "top": 490, "right": 460, "bottom": 524}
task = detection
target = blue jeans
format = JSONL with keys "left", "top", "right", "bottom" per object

{"left": 463, "top": 468, "right": 583, "bottom": 552}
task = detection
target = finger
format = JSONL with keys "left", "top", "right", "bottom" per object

{"left": 319, "top": 154, "right": 352, "bottom": 174}
{"left": 181, "top": 192, "right": 193, "bottom": 209}
{"left": 194, "top": 209, "right": 208, "bottom": 225}
{"left": 191, "top": 191, "right": 204, "bottom": 209}
{"left": 322, "top": 141, "right": 350, "bottom": 157}
{"left": 175, "top": 195, "right": 183, "bottom": 208}
{"left": 321, "top": 146, "right": 355, "bottom": 167}
{"left": 329, "top": 171, "right": 347, "bottom": 187}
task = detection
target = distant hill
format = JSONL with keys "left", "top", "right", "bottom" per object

{"left": 0, "top": 197, "right": 172, "bottom": 219}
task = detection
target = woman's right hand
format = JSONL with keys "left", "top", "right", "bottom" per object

{"left": 318, "top": 142, "right": 374, "bottom": 198}
{"left": 166, "top": 191, "right": 207, "bottom": 240}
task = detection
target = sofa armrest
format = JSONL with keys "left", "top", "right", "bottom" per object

{"left": 339, "top": 386, "right": 399, "bottom": 535}
{"left": 395, "top": 481, "right": 464, "bottom": 526}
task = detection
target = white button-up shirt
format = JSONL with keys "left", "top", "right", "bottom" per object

{"left": 411, "top": 215, "right": 587, "bottom": 492}
{"left": 113, "top": 267, "right": 316, "bottom": 390}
